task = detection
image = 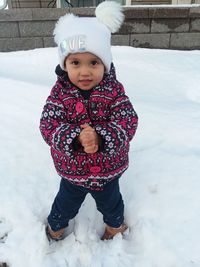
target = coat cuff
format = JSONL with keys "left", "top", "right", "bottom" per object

{"left": 94, "top": 124, "right": 125, "bottom": 155}
{"left": 52, "top": 124, "right": 81, "bottom": 155}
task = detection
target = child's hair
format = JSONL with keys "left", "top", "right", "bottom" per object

{"left": 53, "top": 1, "right": 124, "bottom": 73}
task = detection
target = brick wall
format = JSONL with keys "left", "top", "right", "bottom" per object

{"left": 0, "top": 6, "right": 200, "bottom": 52}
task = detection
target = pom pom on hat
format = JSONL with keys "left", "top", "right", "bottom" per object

{"left": 95, "top": 1, "right": 124, "bottom": 33}
{"left": 54, "top": 1, "right": 124, "bottom": 73}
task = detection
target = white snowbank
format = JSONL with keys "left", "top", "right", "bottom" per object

{"left": 0, "top": 46, "right": 200, "bottom": 267}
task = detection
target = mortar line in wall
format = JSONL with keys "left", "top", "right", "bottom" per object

{"left": 150, "top": 18, "right": 152, "bottom": 34}
{"left": 169, "top": 33, "right": 172, "bottom": 49}
{"left": 17, "top": 21, "right": 20, "bottom": 38}
{"left": 188, "top": 18, "right": 192, "bottom": 33}
{"left": 147, "top": 7, "right": 150, "bottom": 27}
{"left": 30, "top": 9, "right": 34, "bottom": 20}
{"left": 42, "top": 37, "right": 45, "bottom": 48}
{"left": 187, "top": 7, "right": 190, "bottom": 18}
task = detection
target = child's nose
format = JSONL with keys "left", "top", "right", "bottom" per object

{"left": 80, "top": 67, "right": 90, "bottom": 76}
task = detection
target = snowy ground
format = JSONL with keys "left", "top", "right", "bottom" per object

{"left": 0, "top": 46, "right": 200, "bottom": 267}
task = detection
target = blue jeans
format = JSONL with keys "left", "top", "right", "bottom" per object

{"left": 48, "top": 178, "right": 124, "bottom": 231}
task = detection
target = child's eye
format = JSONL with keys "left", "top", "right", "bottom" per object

{"left": 71, "top": 60, "right": 79, "bottom": 65}
{"left": 91, "top": 60, "right": 98, "bottom": 66}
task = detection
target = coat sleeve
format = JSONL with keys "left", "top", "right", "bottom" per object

{"left": 39, "top": 83, "right": 81, "bottom": 156}
{"left": 94, "top": 83, "right": 138, "bottom": 155}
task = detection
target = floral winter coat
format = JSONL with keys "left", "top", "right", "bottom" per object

{"left": 40, "top": 64, "right": 138, "bottom": 190}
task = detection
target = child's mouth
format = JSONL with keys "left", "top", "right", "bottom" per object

{"left": 79, "top": 79, "right": 92, "bottom": 86}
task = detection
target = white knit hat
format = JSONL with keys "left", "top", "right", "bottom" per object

{"left": 53, "top": 1, "right": 124, "bottom": 73}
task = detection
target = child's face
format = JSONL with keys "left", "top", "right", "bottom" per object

{"left": 64, "top": 52, "right": 105, "bottom": 90}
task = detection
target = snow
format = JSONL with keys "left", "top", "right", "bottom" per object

{"left": 0, "top": 46, "right": 200, "bottom": 267}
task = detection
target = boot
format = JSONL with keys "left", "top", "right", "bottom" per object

{"left": 45, "top": 225, "right": 65, "bottom": 242}
{"left": 101, "top": 223, "right": 128, "bottom": 240}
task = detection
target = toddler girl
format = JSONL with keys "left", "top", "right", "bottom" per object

{"left": 40, "top": 1, "right": 138, "bottom": 241}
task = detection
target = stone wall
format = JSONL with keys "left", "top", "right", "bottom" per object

{"left": 0, "top": 6, "right": 200, "bottom": 52}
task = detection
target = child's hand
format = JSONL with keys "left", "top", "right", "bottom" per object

{"left": 78, "top": 124, "right": 99, "bottom": 154}
{"left": 84, "top": 144, "right": 99, "bottom": 154}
